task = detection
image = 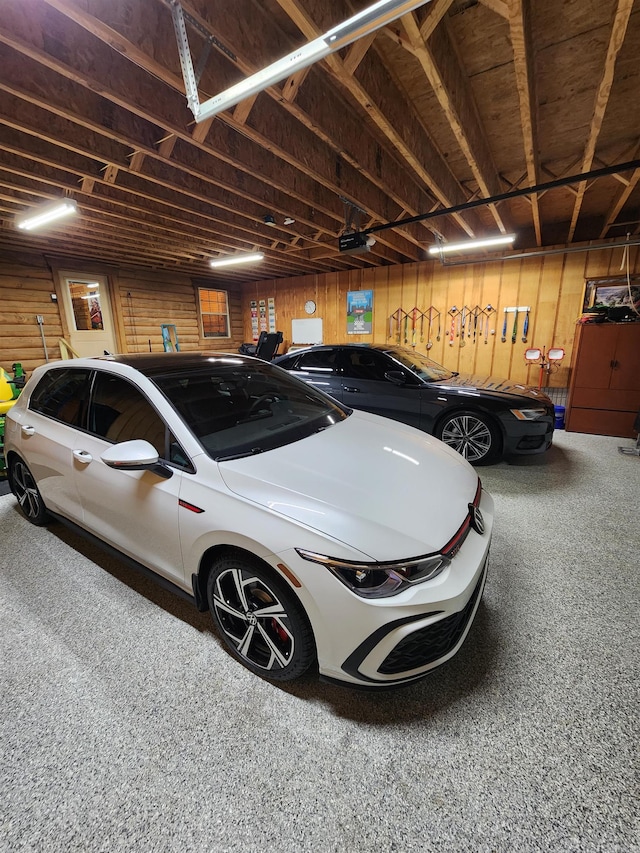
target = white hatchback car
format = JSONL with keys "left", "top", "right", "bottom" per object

{"left": 4, "top": 354, "right": 493, "bottom": 688}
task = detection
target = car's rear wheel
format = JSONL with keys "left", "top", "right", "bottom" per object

{"left": 436, "top": 410, "right": 501, "bottom": 465}
{"left": 206, "top": 553, "right": 315, "bottom": 681}
{"left": 9, "top": 457, "right": 50, "bottom": 525}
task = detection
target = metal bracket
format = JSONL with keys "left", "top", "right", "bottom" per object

{"left": 169, "top": 0, "right": 201, "bottom": 117}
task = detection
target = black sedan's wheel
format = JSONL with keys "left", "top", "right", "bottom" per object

{"left": 207, "top": 553, "right": 315, "bottom": 681}
{"left": 436, "top": 410, "right": 501, "bottom": 465}
{"left": 9, "top": 457, "right": 50, "bottom": 525}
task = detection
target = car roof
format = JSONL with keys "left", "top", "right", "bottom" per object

{"left": 43, "top": 352, "right": 258, "bottom": 378}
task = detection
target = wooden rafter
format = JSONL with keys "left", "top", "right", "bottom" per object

{"left": 401, "top": 10, "right": 507, "bottom": 233}
{"left": 567, "top": 0, "right": 634, "bottom": 241}
{"left": 507, "top": 0, "right": 541, "bottom": 245}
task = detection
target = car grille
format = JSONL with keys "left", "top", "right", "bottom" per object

{"left": 377, "top": 564, "right": 486, "bottom": 675}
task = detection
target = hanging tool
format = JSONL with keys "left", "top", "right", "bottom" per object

{"left": 522, "top": 308, "right": 530, "bottom": 342}
{"left": 501, "top": 309, "right": 508, "bottom": 342}
{"left": 436, "top": 310, "right": 441, "bottom": 342}
{"left": 448, "top": 307, "right": 457, "bottom": 346}
{"left": 460, "top": 306, "right": 467, "bottom": 347}
{"left": 426, "top": 309, "right": 432, "bottom": 349}
{"left": 403, "top": 312, "right": 409, "bottom": 344}
{"left": 485, "top": 314, "right": 490, "bottom": 344}
{"left": 411, "top": 307, "right": 417, "bottom": 348}
{"left": 419, "top": 310, "right": 425, "bottom": 344}
{"left": 388, "top": 311, "right": 395, "bottom": 340}
{"left": 473, "top": 308, "right": 478, "bottom": 344}
{"left": 511, "top": 308, "right": 519, "bottom": 344}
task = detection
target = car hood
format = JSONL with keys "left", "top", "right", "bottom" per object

{"left": 217, "top": 409, "right": 479, "bottom": 561}
{"left": 433, "top": 373, "right": 551, "bottom": 403}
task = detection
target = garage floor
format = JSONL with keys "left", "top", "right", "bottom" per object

{"left": 1, "top": 430, "right": 638, "bottom": 853}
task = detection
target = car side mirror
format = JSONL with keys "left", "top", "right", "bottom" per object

{"left": 101, "top": 439, "right": 173, "bottom": 479}
{"left": 384, "top": 370, "right": 407, "bottom": 386}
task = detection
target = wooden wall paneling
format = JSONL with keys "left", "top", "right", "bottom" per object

{"left": 552, "top": 252, "right": 590, "bottom": 387}
{"left": 527, "top": 252, "right": 567, "bottom": 389}
{"left": 372, "top": 266, "right": 390, "bottom": 344}
{"left": 386, "top": 263, "right": 405, "bottom": 346}
{"left": 512, "top": 256, "right": 543, "bottom": 384}
{"left": 490, "top": 260, "right": 519, "bottom": 380}
{"left": 476, "top": 264, "right": 500, "bottom": 378}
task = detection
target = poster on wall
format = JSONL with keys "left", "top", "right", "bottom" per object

{"left": 268, "top": 297, "right": 276, "bottom": 332}
{"left": 250, "top": 300, "right": 259, "bottom": 341}
{"left": 347, "top": 290, "right": 373, "bottom": 335}
{"left": 259, "top": 299, "right": 267, "bottom": 334}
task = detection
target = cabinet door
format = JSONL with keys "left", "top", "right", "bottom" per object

{"left": 572, "top": 325, "right": 618, "bottom": 389}
{"left": 610, "top": 324, "right": 640, "bottom": 391}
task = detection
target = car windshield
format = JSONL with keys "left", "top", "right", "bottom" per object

{"left": 152, "top": 359, "right": 348, "bottom": 461}
{"left": 383, "top": 347, "right": 456, "bottom": 382}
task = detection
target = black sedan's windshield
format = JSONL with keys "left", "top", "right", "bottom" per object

{"left": 383, "top": 347, "right": 456, "bottom": 382}
{"left": 153, "top": 359, "right": 348, "bottom": 460}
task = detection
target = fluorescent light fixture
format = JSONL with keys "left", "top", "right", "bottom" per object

{"left": 428, "top": 234, "right": 516, "bottom": 255}
{"left": 195, "top": 0, "right": 430, "bottom": 121}
{"left": 209, "top": 252, "right": 264, "bottom": 269}
{"left": 16, "top": 198, "right": 78, "bottom": 231}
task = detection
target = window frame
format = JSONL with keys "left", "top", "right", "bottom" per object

{"left": 197, "top": 287, "right": 231, "bottom": 340}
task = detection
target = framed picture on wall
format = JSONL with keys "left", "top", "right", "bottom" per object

{"left": 584, "top": 277, "right": 640, "bottom": 312}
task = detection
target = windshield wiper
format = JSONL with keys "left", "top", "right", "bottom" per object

{"left": 217, "top": 446, "right": 264, "bottom": 462}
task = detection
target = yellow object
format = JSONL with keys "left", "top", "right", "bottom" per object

{"left": 0, "top": 367, "right": 17, "bottom": 415}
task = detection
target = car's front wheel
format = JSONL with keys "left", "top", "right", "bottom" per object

{"left": 206, "top": 553, "right": 316, "bottom": 681}
{"left": 9, "top": 456, "right": 50, "bottom": 525}
{"left": 436, "top": 410, "right": 501, "bottom": 465}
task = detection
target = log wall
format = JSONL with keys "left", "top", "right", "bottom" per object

{"left": 0, "top": 251, "right": 244, "bottom": 374}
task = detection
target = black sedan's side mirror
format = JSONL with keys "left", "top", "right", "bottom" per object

{"left": 384, "top": 370, "right": 407, "bottom": 386}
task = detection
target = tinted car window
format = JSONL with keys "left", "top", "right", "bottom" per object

{"left": 153, "top": 361, "right": 348, "bottom": 461}
{"left": 342, "top": 350, "right": 393, "bottom": 382}
{"left": 294, "top": 350, "right": 343, "bottom": 374}
{"left": 29, "top": 368, "right": 90, "bottom": 427}
{"left": 89, "top": 372, "right": 184, "bottom": 464}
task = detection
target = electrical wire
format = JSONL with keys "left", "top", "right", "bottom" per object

{"left": 620, "top": 234, "right": 640, "bottom": 316}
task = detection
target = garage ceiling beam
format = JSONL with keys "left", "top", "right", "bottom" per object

{"left": 567, "top": 0, "right": 635, "bottom": 242}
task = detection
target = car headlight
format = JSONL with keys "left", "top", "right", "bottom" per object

{"left": 296, "top": 549, "right": 450, "bottom": 598}
{"left": 510, "top": 407, "right": 547, "bottom": 420}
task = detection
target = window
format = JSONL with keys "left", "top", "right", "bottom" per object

{"left": 343, "top": 350, "right": 393, "bottom": 382}
{"left": 29, "top": 368, "right": 91, "bottom": 427}
{"left": 295, "top": 350, "right": 343, "bottom": 373}
{"left": 199, "top": 288, "right": 230, "bottom": 338}
{"left": 88, "top": 373, "right": 188, "bottom": 468}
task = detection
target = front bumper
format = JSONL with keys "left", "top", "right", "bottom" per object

{"left": 279, "top": 489, "right": 494, "bottom": 687}
{"left": 501, "top": 414, "right": 554, "bottom": 456}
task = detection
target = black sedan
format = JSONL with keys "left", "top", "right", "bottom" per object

{"left": 274, "top": 344, "right": 554, "bottom": 464}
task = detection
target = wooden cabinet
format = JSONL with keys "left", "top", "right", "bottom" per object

{"left": 565, "top": 323, "right": 640, "bottom": 437}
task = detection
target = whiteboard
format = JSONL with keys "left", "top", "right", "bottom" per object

{"left": 291, "top": 318, "right": 323, "bottom": 344}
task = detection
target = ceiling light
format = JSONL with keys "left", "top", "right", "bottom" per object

{"left": 428, "top": 234, "right": 515, "bottom": 255}
{"left": 283, "top": 217, "right": 295, "bottom": 226}
{"left": 264, "top": 214, "right": 276, "bottom": 226}
{"left": 209, "top": 252, "right": 264, "bottom": 269}
{"left": 194, "top": 0, "right": 430, "bottom": 121}
{"left": 16, "top": 198, "right": 78, "bottom": 231}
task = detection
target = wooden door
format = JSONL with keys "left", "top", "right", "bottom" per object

{"left": 59, "top": 272, "right": 117, "bottom": 357}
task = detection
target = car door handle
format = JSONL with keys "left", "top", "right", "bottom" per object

{"left": 343, "top": 386, "right": 361, "bottom": 393}
{"left": 21, "top": 425, "right": 35, "bottom": 437}
{"left": 72, "top": 450, "right": 93, "bottom": 464}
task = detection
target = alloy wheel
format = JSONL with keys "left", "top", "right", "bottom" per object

{"left": 12, "top": 459, "right": 46, "bottom": 522}
{"left": 440, "top": 414, "right": 494, "bottom": 463}
{"left": 211, "top": 567, "right": 296, "bottom": 672}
